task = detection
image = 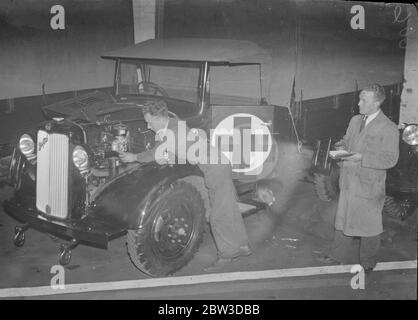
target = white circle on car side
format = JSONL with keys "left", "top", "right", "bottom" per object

{"left": 211, "top": 113, "right": 272, "bottom": 173}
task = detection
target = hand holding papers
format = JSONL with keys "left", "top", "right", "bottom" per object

{"left": 329, "top": 150, "right": 355, "bottom": 160}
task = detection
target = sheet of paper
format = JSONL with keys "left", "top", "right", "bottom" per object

{"left": 329, "top": 150, "right": 354, "bottom": 159}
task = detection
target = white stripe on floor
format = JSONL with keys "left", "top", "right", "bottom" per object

{"left": 0, "top": 260, "right": 416, "bottom": 298}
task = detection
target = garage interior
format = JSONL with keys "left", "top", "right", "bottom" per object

{"left": 0, "top": 0, "right": 417, "bottom": 299}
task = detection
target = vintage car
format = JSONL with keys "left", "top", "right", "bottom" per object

{"left": 384, "top": 123, "right": 418, "bottom": 218}
{"left": 311, "top": 121, "right": 418, "bottom": 220}
{"left": 4, "top": 38, "right": 281, "bottom": 276}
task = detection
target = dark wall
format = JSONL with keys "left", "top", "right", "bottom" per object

{"left": 162, "top": 0, "right": 407, "bottom": 141}
{"left": 0, "top": 0, "right": 134, "bottom": 99}
{"left": 0, "top": 0, "right": 134, "bottom": 150}
{"left": 162, "top": 0, "right": 406, "bottom": 106}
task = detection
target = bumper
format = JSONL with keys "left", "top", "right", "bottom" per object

{"left": 3, "top": 198, "right": 125, "bottom": 249}
{"left": 386, "top": 170, "right": 418, "bottom": 198}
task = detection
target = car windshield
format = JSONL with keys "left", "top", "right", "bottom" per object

{"left": 116, "top": 59, "right": 203, "bottom": 105}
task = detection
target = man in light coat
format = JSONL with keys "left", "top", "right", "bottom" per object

{"left": 322, "top": 84, "right": 399, "bottom": 271}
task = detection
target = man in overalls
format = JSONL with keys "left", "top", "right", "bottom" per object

{"left": 119, "top": 99, "right": 251, "bottom": 271}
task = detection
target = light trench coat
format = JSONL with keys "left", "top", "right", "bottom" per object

{"left": 335, "top": 111, "right": 399, "bottom": 237}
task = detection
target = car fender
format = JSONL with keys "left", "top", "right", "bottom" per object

{"left": 90, "top": 163, "right": 205, "bottom": 230}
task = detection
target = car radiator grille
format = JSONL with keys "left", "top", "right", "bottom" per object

{"left": 36, "top": 130, "right": 69, "bottom": 219}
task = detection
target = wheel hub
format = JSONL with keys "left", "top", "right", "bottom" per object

{"left": 154, "top": 212, "right": 191, "bottom": 248}
{"left": 166, "top": 217, "right": 189, "bottom": 244}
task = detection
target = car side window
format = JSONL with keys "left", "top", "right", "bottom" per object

{"left": 209, "top": 65, "right": 260, "bottom": 106}
{"left": 119, "top": 62, "right": 139, "bottom": 94}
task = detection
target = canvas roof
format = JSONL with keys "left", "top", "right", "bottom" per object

{"left": 102, "top": 38, "right": 269, "bottom": 64}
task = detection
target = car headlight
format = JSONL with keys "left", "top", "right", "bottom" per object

{"left": 72, "top": 146, "right": 89, "bottom": 172}
{"left": 19, "top": 134, "right": 36, "bottom": 160}
{"left": 402, "top": 124, "right": 418, "bottom": 146}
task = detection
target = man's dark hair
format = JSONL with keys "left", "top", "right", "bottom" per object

{"left": 363, "top": 83, "right": 386, "bottom": 105}
{"left": 142, "top": 100, "right": 168, "bottom": 118}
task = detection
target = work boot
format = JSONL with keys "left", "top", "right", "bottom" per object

{"left": 204, "top": 246, "right": 252, "bottom": 272}
{"left": 360, "top": 261, "right": 377, "bottom": 274}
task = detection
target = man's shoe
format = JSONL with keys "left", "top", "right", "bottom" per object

{"left": 229, "top": 245, "right": 252, "bottom": 259}
{"left": 203, "top": 246, "right": 252, "bottom": 272}
{"left": 203, "top": 257, "right": 232, "bottom": 272}
{"left": 364, "top": 266, "right": 374, "bottom": 273}
{"left": 361, "top": 263, "right": 376, "bottom": 274}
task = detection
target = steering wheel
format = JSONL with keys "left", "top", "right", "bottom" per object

{"left": 137, "top": 81, "right": 169, "bottom": 97}
{"left": 168, "top": 110, "right": 180, "bottom": 120}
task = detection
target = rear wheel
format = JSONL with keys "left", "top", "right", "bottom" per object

{"left": 384, "top": 196, "right": 417, "bottom": 221}
{"left": 313, "top": 164, "right": 340, "bottom": 202}
{"left": 127, "top": 181, "right": 205, "bottom": 277}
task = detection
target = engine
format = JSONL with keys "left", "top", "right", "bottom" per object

{"left": 92, "top": 123, "right": 129, "bottom": 164}
{"left": 86, "top": 120, "right": 155, "bottom": 189}
{"left": 12, "top": 111, "right": 156, "bottom": 219}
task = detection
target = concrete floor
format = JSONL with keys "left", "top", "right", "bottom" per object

{"left": 24, "top": 270, "right": 417, "bottom": 300}
{"left": 0, "top": 143, "right": 416, "bottom": 299}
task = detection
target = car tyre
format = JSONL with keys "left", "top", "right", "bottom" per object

{"left": 127, "top": 181, "right": 205, "bottom": 277}
{"left": 13, "top": 230, "right": 25, "bottom": 247}
{"left": 59, "top": 246, "right": 72, "bottom": 266}
{"left": 384, "top": 196, "right": 417, "bottom": 220}
{"left": 313, "top": 164, "right": 340, "bottom": 202}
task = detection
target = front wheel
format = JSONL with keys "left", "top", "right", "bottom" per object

{"left": 127, "top": 181, "right": 205, "bottom": 277}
